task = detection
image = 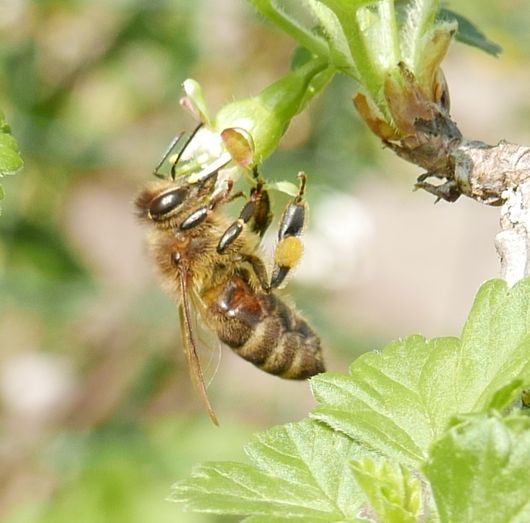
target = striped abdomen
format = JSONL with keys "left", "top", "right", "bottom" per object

{"left": 205, "top": 272, "right": 324, "bottom": 379}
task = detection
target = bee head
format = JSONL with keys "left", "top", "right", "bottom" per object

{"left": 135, "top": 182, "right": 190, "bottom": 223}
{"left": 147, "top": 187, "right": 189, "bottom": 221}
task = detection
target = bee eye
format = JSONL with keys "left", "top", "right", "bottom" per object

{"left": 149, "top": 188, "right": 188, "bottom": 220}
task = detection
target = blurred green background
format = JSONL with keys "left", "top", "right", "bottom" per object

{"left": 0, "top": 1, "right": 529, "bottom": 522}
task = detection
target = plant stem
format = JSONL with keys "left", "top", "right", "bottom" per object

{"left": 340, "top": 8, "right": 382, "bottom": 103}
{"left": 249, "top": 0, "right": 330, "bottom": 59}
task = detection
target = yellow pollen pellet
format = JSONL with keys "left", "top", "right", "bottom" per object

{"left": 274, "top": 236, "right": 303, "bottom": 268}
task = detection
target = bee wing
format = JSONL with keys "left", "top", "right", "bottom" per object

{"left": 189, "top": 287, "right": 223, "bottom": 388}
{"left": 178, "top": 267, "right": 219, "bottom": 426}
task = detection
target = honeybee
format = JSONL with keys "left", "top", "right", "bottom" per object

{"left": 136, "top": 129, "right": 324, "bottom": 424}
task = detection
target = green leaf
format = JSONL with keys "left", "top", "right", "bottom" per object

{"left": 0, "top": 111, "right": 23, "bottom": 215}
{"left": 459, "top": 279, "right": 530, "bottom": 411}
{"left": 424, "top": 415, "right": 530, "bottom": 522}
{"left": 243, "top": 517, "right": 339, "bottom": 523}
{"left": 0, "top": 111, "right": 23, "bottom": 176}
{"left": 266, "top": 180, "right": 299, "bottom": 197}
{"left": 311, "top": 336, "right": 455, "bottom": 465}
{"left": 438, "top": 8, "right": 502, "bottom": 57}
{"left": 311, "top": 278, "right": 530, "bottom": 466}
{"left": 172, "top": 419, "right": 367, "bottom": 520}
{"left": 486, "top": 378, "right": 525, "bottom": 411}
{"left": 351, "top": 458, "right": 423, "bottom": 523}
{"left": 0, "top": 111, "right": 11, "bottom": 134}
{"left": 290, "top": 46, "right": 314, "bottom": 70}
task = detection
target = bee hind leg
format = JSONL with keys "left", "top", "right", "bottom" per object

{"left": 242, "top": 253, "right": 271, "bottom": 292}
{"left": 270, "top": 172, "right": 307, "bottom": 289}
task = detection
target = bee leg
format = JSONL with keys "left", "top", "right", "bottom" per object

{"left": 243, "top": 254, "right": 271, "bottom": 292}
{"left": 180, "top": 180, "right": 243, "bottom": 231}
{"left": 248, "top": 172, "right": 273, "bottom": 238}
{"left": 270, "top": 172, "right": 307, "bottom": 289}
{"left": 217, "top": 176, "right": 273, "bottom": 254}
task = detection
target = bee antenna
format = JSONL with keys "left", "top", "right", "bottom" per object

{"left": 171, "top": 123, "right": 204, "bottom": 180}
{"left": 153, "top": 132, "right": 185, "bottom": 178}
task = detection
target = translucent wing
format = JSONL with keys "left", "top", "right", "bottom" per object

{"left": 178, "top": 267, "right": 219, "bottom": 425}
{"left": 189, "top": 287, "right": 223, "bottom": 389}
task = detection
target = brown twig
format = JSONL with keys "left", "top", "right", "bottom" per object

{"left": 376, "top": 79, "right": 530, "bottom": 284}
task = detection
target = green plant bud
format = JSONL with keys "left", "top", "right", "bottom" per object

{"left": 215, "top": 59, "right": 328, "bottom": 165}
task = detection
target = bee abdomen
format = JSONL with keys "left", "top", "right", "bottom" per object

{"left": 254, "top": 302, "right": 324, "bottom": 380}
{"left": 210, "top": 275, "right": 324, "bottom": 379}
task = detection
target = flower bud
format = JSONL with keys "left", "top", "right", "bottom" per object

{"left": 215, "top": 60, "right": 328, "bottom": 165}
